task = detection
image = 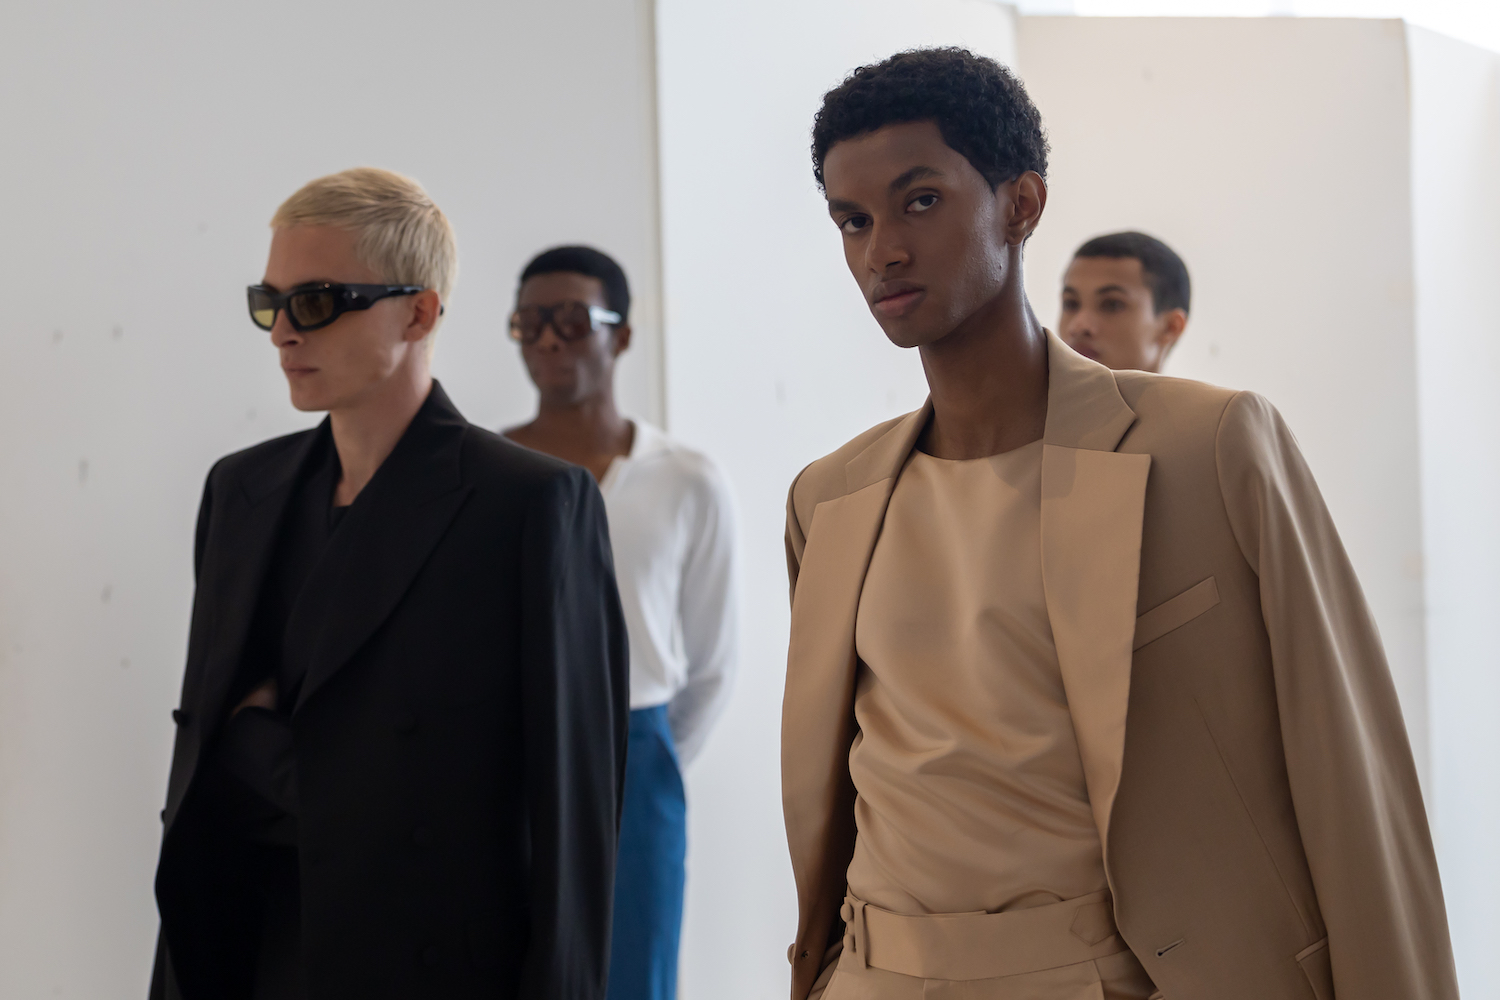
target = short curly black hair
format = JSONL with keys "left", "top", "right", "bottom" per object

{"left": 518, "top": 244, "right": 631, "bottom": 322}
{"left": 812, "top": 47, "right": 1048, "bottom": 191}
{"left": 1074, "top": 231, "right": 1191, "bottom": 315}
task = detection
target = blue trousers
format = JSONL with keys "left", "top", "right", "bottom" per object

{"left": 608, "top": 705, "right": 687, "bottom": 1000}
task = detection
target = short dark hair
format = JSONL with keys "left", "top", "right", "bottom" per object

{"left": 1074, "top": 231, "right": 1191, "bottom": 316}
{"left": 811, "top": 47, "right": 1049, "bottom": 191}
{"left": 518, "top": 245, "right": 631, "bottom": 322}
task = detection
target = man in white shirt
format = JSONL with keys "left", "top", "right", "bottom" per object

{"left": 504, "top": 245, "right": 738, "bottom": 1000}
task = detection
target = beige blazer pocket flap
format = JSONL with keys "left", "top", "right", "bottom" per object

{"left": 1295, "top": 937, "right": 1332, "bottom": 1000}
{"left": 1134, "top": 576, "right": 1219, "bottom": 651}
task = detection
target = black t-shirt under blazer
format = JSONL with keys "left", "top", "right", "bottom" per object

{"left": 150, "top": 382, "right": 630, "bottom": 1000}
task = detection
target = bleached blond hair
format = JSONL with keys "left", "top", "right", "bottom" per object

{"left": 272, "top": 167, "right": 458, "bottom": 308}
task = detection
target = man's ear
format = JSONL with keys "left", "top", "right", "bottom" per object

{"left": 404, "top": 289, "right": 443, "bottom": 343}
{"left": 1157, "top": 308, "right": 1188, "bottom": 354}
{"left": 1005, "top": 170, "right": 1048, "bottom": 246}
{"left": 611, "top": 323, "right": 633, "bottom": 358}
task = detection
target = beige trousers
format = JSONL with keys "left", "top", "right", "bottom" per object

{"left": 816, "top": 890, "right": 1158, "bottom": 1000}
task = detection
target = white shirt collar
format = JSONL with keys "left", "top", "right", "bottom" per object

{"left": 601, "top": 419, "right": 670, "bottom": 493}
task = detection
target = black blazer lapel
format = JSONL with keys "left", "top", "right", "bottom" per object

{"left": 191, "top": 425, "right": 325, "bottom": 746}
{"left": 288, "top": 382, "right": 473, "bottom": 713}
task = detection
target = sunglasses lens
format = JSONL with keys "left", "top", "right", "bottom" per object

{"left": 248, "top": 288, "right": 277, "bottom": 330}
{"left": 553, "top": 303, "right": 593, "bottom": 339}
{"left": 509, "top": 311, "right": 534, "bottom": 342}
{"left": 510, "top": 303, "right": 600, "bottom": 343}
{"left": 289, "top": 289, "right": 338, "bottom": 329}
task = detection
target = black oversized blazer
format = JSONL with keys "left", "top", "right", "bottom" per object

{"left": 150, "top": 383, "right": 629, "bottom": 1000}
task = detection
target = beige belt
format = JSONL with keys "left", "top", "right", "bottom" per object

{"left": 839, "top": 889, "right": 1127, "bottom": 982}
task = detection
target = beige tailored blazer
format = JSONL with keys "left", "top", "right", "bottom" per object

{"left": 782, "top": 333, "right": 1457, "bottom": 1000}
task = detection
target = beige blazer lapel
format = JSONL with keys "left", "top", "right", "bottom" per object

{"left": 1039, "top": 333, "right": 1149, "bottom": 851}
{"left": 782, "top": 404, "right": 929, "bottom": 908}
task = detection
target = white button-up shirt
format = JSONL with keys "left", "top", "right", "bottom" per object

{"left": 599, "top": 421, "right": 738, "bottom": 766}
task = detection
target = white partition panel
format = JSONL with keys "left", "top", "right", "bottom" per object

{"left": 1409, "top": 25, "right": 1500, "bottom": 998}
{"left": 653, "top": 3, "right": 1017, "bottom": 995}
{"left": 0, "top": 2, "right": 662, "bottom": 995}
{"left": 1015, "top": 16, "right": 1431, "bottom": 788}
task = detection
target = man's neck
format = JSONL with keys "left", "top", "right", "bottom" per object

{"left": 533, "top": 393, "right": 630, "bottom": 448}
{"left": 508, "top": 391, "right": 633, "bottom": 482}
{"left": 328, "top": 365, "right": 433, "bottom": 507}
{"left": 917, "top": 287, "right": 1049, "bottom": 461}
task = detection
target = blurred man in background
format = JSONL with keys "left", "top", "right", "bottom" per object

{"left": 152, "top": 170, "right": 628, "bottom": 1000}
{"left": 505, "top": 245, "right": 739, "bottom": 1000}
{"left": 1058, "top": 231, "right": 1189, "bottom": 373}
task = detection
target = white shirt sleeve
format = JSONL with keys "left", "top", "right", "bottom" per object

{"left": 666, "top": 460, "right": 739, "bottom": 767}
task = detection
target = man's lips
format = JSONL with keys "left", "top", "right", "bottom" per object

{"left": 871, "top": 281, "right": 926, "bottom": 319}
{"left": 283, "top": 365, "right": 318, "bottom": 376}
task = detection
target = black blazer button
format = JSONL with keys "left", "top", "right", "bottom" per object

{"left": 160, "top": 809, "right": 167, "bottom": 822}
{"left": 412, "top": 826, "right": 432, "bottom": 847}
{"left": 422, "top": 945, "right": 441, "bottom": 967}
{"left": 171, "top": 709, "right": 191, "bottom": 725}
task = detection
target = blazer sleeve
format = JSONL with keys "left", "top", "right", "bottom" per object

{"left": 193, "top": 465, "right": 216, "bottom": 582}
{"left": 1215, "top": 390, "right": 1458, "bottom": 999}
{"left": 783, "top": 465, "right": 845, "bottom": 1000}
{"left": 518, "top": 466, "right": 631, "bottom": 1000}
{"left": 785, "top": 465, "right": 811, "bottom": 605}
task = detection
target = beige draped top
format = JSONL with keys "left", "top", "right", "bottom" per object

{"left": 848, "top": 440, "right": 1108, "bottom": 916}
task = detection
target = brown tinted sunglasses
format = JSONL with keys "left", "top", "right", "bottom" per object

{"left": 509, "top": 301, "right": 622, "bottom": 345}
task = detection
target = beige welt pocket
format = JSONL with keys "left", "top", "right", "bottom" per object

{"left": 1134, "top": 577, "right": 1219, "bottom": 651}
{"left": 1295, "top": 937, "right": 1333, "bottom": 1000}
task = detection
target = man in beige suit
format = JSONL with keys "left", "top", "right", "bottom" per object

{"left": 783, "top": 48, "right": 1456, "bottom": 1000}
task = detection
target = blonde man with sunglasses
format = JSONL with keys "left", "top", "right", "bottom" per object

{"left": 150, "top": 169, "right": 629, "bottom": 1000}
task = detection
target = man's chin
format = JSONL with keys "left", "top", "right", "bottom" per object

{"left": 877, "top": 316, "right": 946, "bottom": 351}
{"left": 1065, "top": 341, "right": 1103, "bottom": 364}
{"left": 287, "top": 385, "right": 335, "bottom": 414}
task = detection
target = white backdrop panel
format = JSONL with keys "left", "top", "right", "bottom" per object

{"left": 1409, "top": 24, "right": 1500, "bottom": 998}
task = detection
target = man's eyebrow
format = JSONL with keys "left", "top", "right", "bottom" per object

{"left": 1094, "top": 284, "right": 1130, "bottom": 296}
{"left": 827, "top": 198, "right": 862, "bottom": 215}
{"left": 890, "top": 165, "right": 943, "bottom": 192}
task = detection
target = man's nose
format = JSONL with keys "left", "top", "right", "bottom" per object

{"left": 1062, "top": 309, "right": 1092, "bottom": 339}
{"left": 533, "top": 322, "right": 567, "bottom": 350}
{"left": 270, "top": 312, "right": 302, "bottom": 348}
{"left": 866, "top": 220, "right": 910, "bottom": 274}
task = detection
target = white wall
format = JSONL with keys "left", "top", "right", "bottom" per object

{"left": 1056, "top": 0, "right": 1500, "bottom": 60}
{"left": 1409, "top": 24, "right": 1500, "bottom": 998}
{"left": 1015, "top": 16, "right": 1431, "bottom": 787}
{"left": 0, "top": 2, "right": 662, "bottom": 995}
{"left": 652, "top": 2, "right": 1016, "bottom": 996}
